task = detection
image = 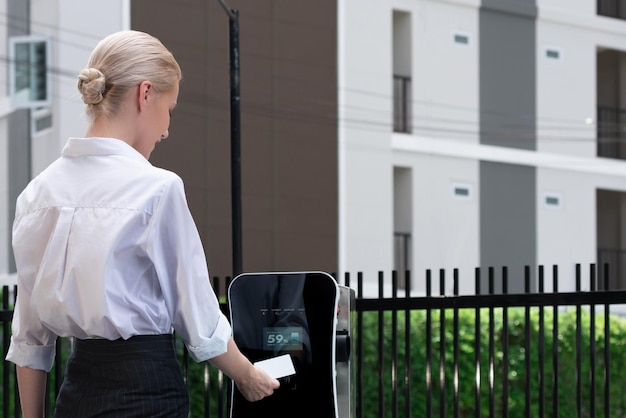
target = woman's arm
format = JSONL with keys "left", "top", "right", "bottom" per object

{"left": 209, "top": 338, "right": 279, "bottom": 402}
{"left": 16, "top": 366, "right": 47, "bottom": 418}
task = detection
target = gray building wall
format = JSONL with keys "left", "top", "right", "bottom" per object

{"left": 7, "top": 0, "right": 30, "bottom": 273}
{"left": 479, "top": 0, "right": 537, "bottom": 292}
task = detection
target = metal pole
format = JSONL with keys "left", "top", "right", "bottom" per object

{"left": 218, "top": 1, "right": 242, "bottom": 277}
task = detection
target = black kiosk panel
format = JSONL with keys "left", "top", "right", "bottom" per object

{"left": 229, "top": 272, "right": 339, "bottom": 418}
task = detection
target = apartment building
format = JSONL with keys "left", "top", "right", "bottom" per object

{"left": 3, "top": 1, "right": 626, "bottom": 297}
{"left": 337, "top": 0, "right": 626, "bottom": 295}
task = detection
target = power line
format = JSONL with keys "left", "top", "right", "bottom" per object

{"left": 0, "top": 32, "right": 612, "bottom": 143}
{"left": 0, "top": 15, "right": 605, "bottom": 134}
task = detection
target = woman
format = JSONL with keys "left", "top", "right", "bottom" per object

{"left": 6, "top": 30, "right": 279, "bottom": 417}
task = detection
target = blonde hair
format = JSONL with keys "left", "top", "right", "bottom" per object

{"left": 77, "top": 30, "right": 181, "bottom": 121}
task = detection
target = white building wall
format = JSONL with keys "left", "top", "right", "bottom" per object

{"left": 0, "top": 0, "right": 127, "bottom": 285}
{"left": 394, "top": 149, "right": 479, "bottom": 295}
{"left": 536, "top": 14, "right": 596, "bottom": 157}
{"left": 535, "top": 2, "right": 599, "bottom": 291}
{"left": 399, "top": 0, "right": 480, "bottom": 294}
{"left": 410, "top": 0, "right": 479, "bottom": 144}
{"left": 339, "top": 1, "right": 394, "bottom": 286}
{"left": 539, "top": 0, "right": 594, "bottom": 15}
{"left": 536, "top": 168, "right": 597, "bottom": 292}
{"left": 339, "top": 0, "right": 480, "bottom": 293}
{"left": 535, "top": 1, "right": 626, "bottom": 291}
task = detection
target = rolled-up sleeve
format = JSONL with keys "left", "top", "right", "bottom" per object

{"left": 6, "top": 210, "right": 59, "bottom": 371}
{"left": 184, "top": 310, "right": 232, "bottom": 362}
{"left": 148, "top": 176, "right": 232, "bottom": 362}
{"left": 6, "top": 294, "right": 57, "bottom": 371}
{"left": 6, "top": 336, "right": 56, "bottom": 372}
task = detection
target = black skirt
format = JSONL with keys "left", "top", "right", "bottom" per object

{"left": 53, "top": 334, "right": 189, "bottom": 418}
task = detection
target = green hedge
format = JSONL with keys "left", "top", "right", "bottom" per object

{"left": 360, "top": 307, "right": 626, "bottom": 418}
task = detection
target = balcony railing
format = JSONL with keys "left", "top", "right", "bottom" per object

{"left": 597, "top": 106, "right": 626, "bottom": 159}
{"left": 598, "top": 0, "right": 626, "bottom": 20}
{"left": 393, "top": 75, "right": 411, "bottom": 133}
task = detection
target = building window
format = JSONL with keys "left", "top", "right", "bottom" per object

{"left": 9, "top": 35, "right": 51, "bottom": 109}
{"left": 598, "top": 0, "right": 626, "bottom": 20}
{"left": 394, "top": 167, "right": 412, "bottom": 290}
{"left": 597, "top": 49, "right": 626, "bottom": 160}
{"left": 597, "top": 106, "right": 626, "bottom": 159}
{"left": 393, "top": 10, "right": 411, "bottom": 134}
{"left": 393, "top": 75, "right": 412, "bottom": 133}
{"left": 597, "top": 248, "right": 626, "bottom": 290}
{"left": 394, "top": 232, "right": 412, "bottom": 290}
{"left": 597, "top": 189, "right": 626, "bottom": 290}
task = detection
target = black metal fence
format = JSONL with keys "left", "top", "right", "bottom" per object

{"left": 353, "top": 265, "right": 626, "bottom": 418}
{"left": 2, "top": 264, "right": 626, "bottom": 417}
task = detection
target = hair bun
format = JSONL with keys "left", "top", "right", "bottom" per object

{"left": 77, "top": 68, "right": 106, "bottom": 105}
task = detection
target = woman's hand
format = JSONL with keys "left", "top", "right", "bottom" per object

{"left": 209, "top": 338, "right": 279, "bottom": 402}
{"left": 234, "top": 365, "right": 280, "bottom": 402}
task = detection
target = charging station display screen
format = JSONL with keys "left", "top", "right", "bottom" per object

{"left": 229, "top": 272, "right": 338, "bottom": 418}
{"left": 263, "top": 326, "right": 304, "bottom": 351}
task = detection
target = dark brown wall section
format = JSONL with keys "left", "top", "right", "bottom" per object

{"left": 131, "top": 1, "right": 338, "bottom": 279}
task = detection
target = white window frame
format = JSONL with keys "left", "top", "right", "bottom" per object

{"left": 9, "top": 35, "right": 52, "bottom": 109}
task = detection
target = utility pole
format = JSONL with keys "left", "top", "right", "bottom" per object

{"left": 218, "top": 0, "right": 242, "bottom": 277}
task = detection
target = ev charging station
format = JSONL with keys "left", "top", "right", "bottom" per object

{"left": 228, "top": 271, "right": 356, "bottom": 418}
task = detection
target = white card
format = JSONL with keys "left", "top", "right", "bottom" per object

{"left": 254, "top": 354, "right": 296, "bottom": 379}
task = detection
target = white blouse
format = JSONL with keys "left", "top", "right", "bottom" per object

{"left": 6, "top": 137, "right": 231, "bottom": 371}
